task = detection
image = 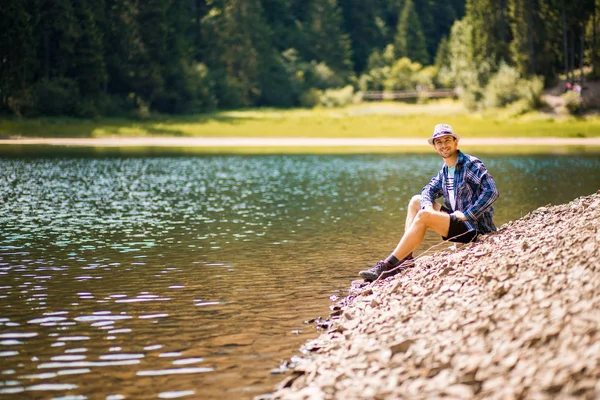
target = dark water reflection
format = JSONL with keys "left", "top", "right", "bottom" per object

{"left": 1, "top": 154, "right": 599, "bottom": 399}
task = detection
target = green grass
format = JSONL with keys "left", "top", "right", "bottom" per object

{"left": 2, "top": 144, "right": 599, "bottom": 158}
{"left": 2, "top": 100, "right": 600, "bottom": 140}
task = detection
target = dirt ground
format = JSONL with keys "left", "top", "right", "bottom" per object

{"left": 268, "top": 191, "right": 600, "bottom": 400}
{"left": 542, "top": 79, "right": 600, "bottom": 115}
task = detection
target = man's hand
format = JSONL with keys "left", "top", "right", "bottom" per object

{"left": 452, "top": 210, "right": 467, "bottom": 221}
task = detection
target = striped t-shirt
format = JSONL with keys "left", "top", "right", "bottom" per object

{"left": 447, "top": 165, "right": 456, "bottom": 210}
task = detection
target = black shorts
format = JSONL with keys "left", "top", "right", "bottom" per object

{"left": 440, "top": 206, "right": 479, "bottom": 243}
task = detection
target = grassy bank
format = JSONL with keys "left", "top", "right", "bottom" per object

{"left": 2, "top": 144, "right": 600, "bottom": 157}
{"left": 3, "top": 100, "right": 600, "bottom": 139}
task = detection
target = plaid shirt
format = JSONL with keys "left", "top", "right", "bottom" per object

{"left": 420, "top": 150, "right": 499, "bottom": 234}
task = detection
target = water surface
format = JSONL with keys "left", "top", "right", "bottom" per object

{"left": 1, "top": 154, "right": 599, "bottom": 399}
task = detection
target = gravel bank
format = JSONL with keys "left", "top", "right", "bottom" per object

{"left": 269, "top": 191, "right": 600, "bottom": 400}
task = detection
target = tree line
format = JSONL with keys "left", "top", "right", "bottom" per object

{"left": 0, "top": 0, "right": 597, "bottom": 117}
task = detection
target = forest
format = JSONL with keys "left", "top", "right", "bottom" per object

{"left": 0, "top": 0, "right": 597, "bottom": 117}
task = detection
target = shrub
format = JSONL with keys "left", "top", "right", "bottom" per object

{"left": 562, "top": 90, "right": 582, "bottom": 114}
{"left": 483, "top": 63, "right": 521, "bottom": 108}
{"left": 365, "top": 44, "right": 396, "bottom": 71}
{"left": 307, "top": 62, "right": 345, "bottom": 90}
{"left": 300, "top": 86, "right": 360, "bottom": 108}
{"left": 299, "top": 88, "right": 321, "bottom": 108}
{"left": 477, "top": 64, "right": 544, "bottom": 113}
{"left": 458, "top": 87, "right": 481, "bottom": 111}
{"left": 317, "top": 85, "right": 360, "bottom": 107}
{"left": 74, "top": 97, "right": 100, "bottom": 118}
{"left": 30, "top": 78, "right": 79, "bottom": 116}
{"left": 505, "top": 98, "right": 536, "bottom": 117}
{"left": 93, "top": 94, "right": 127, "bottom": 117}
{"left": 518, "top": 75, "right": 544, "bottom": 109}
{"left": 414, "top": 66, "right": 436, "bottom": 89}
{"left": 384, "top": 57, "right": 422, "bottom": 91}
{"left": 182, "top": 62, "right": 217, "bottom": 112}
{"left": 358, "top": 66, "right": 389, "bottom": 92}
{"left": 6, "top": 90, "right": 33, "bottom": 117}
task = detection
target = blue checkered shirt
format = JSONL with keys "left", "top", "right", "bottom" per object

{"left": 420, "top": 150, "right": 499, "bottom": 234}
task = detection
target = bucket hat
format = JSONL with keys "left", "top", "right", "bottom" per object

{"left": 428, "top": 124, "right": 460, "bottom": 145}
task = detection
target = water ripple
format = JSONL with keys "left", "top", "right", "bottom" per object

{"left": 136, "top": 367, "right": 214, "bottom": 376}
{"left": 1, "top": 155, "right": 599, "bottom": 400}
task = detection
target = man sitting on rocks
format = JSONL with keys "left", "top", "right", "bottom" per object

{"left": 359, "top": 124, "right": 500, "bottom": 281}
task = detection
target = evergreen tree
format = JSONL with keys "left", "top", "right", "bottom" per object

{"left": 466, "top": 0, "right": 508, "bottom": 69}
{"left": 447, "top": 18, "right": 480, "bottom": 107}
{"left": 104, "top": 0, "right": 140, "bottom": 97}
{"left": 305, "top": 0, "right": 354, "bottom": 76}
{"left": 208, "top": 0, "right": 275, "bottom": 106}
{"left": 38, "top": 0, "right": 79, "bottom": 80}
{"left": 515, "top": 0, "right": 561, "bottom": 84}
{"left": 414, "top": 0, "right": 435, "bottom": 65}
{"left": 430, "top": 0, "right": 466, "bottom": 53}
{"left": 394, "top": 0, "right": 429, "bottom": 65}
{"left": 72, "top": 0, "right": 107, "bottom": 97}
{"left": 136, "top": 0, "right": 169, "bottom": 108}
{"left": 434, "top": 36, "right": 454, "bottom": 87}
{"left": 0, "top": 0, "right": 36, "bottom": 113}
{"left": 508, "top": 0, "right": 535, "bottom": 76}
{"left": 261, "top": 0, "right": 302, "bottom": 52}
{"left": 376, "top": 0, "right": 405, "bottom": 45}
{"left": 159, "top": 0, "right": 196, "bottom": 112}
{"left": 338, "top": 0, "right": 384, "bottom": 73}
{"left": 0, "top": 0, "right": 486, "bottom": 116}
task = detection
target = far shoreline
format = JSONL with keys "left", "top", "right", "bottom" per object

{"left": 2, "top": 136, "right": 600, "bottom": 156}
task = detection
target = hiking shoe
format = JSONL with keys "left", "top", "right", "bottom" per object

{"left": 359, "top": 260, "right": 393, "bottom": 282}
{"left": 399, "top": 254, "right": 415, "bottom": 268}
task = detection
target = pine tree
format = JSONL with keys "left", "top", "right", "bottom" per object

{"left": 394, "top": 0, "right": 429, "bottom": 65}
{"left": 429, "top": 0, "right": 466, "bottom": 55}
{"left": 207, "top": 0, "right": 275, "bottom": 106}
{"left": 261, "top": 0, "right": 302, "bottom": 52}
{"left": 338, "top": 0, "right": 383, "bottom": 73}
{"left": 72, "top": 0, "right": 107, "bottom": 97}
{"left": 38, "top": 0, "right": 79, "bottom": 80}
{"left": 0, "top": 0, "right": 36, "bottom": 113}
{"left": 305, "top": 0, "right": 354, "bottom": 75}
{"left": 104, "top": 0, "right": 140, "bottom": 96}
{"left": 136, "top": 0, "right": 169, "bottom": 107}
{"left": 466, "top": 0, "right": 508, "bottom": 69}
{"left": 508, "top": 0, "right": 534, "bottom": 76}
{"left": 414, "top": 0, "right": 435, "bottom": 65}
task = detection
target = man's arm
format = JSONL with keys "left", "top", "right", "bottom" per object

{"left": 463, "top": 169, "right": 499, "bottom": 222}
{"left": 420, "top": 170, "right": 444, "bottom": 208}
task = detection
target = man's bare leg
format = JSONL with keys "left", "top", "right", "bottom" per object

{"left": 405, "top": 195, "right": 442, "bottom": 232}
{"left": 359, "top": 196, "right": 448, "bottom": 281}
{"left": 392, "top": 203, "right": 450, "bottom": 260}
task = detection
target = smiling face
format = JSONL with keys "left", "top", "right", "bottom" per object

{"left": 433, "top": 135, "right": 458, "bottom": 160}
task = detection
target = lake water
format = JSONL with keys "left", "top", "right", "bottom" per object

{"left": 1, "top": 154, "right": 599, "bottom": 399}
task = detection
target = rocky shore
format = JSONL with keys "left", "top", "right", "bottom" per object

{"left": 269, "top": 191, "right": 600, "bottom": 400}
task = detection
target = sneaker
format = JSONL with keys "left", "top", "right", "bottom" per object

{"left": 359, "top": 255, "right": 415, "bottom": 282}
{"left": 359, "top": 260, "right": 393, "bottom": 282}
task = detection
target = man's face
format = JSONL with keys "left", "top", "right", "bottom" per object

{"left": 433, "top": 136, "right": 458, "bottom": 159}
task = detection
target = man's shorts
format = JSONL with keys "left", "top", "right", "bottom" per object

{"left": 440, "top": 206, "right": 479, "bottom": 243}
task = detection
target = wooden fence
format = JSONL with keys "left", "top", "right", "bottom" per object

{"left": 362, "top": 89, "right": 457, "bottom": 100}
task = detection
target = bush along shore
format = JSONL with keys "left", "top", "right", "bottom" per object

{"left": 268, "top": 191, "right": 600, "bottom": 400}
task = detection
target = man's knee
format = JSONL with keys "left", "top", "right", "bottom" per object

{"left": 415, "top": 207, "right": 443, "bottom": 226}
{"left": 414, "top": 208, "right": 431, "bottom": 225}
{"left": 409, "top": 195, "right": 421, "bottom": 210}
{"left": 416, "top": 208, "right": 450, "bottom": 235}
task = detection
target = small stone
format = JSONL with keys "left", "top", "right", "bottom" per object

{"left": 444, "top": 384, "right": 474, "bottom": 399}
{"left": 391, "top": 339, "right": 415, "bottom": 355}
